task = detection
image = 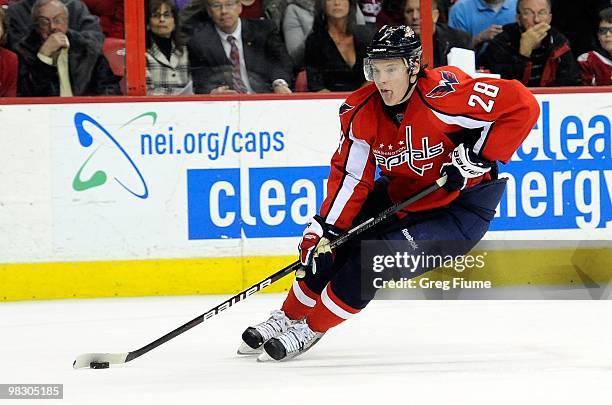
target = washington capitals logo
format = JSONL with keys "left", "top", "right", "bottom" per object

{"left": 339, "top": 102, "right": 355, "bottom": 115}
{"left": 426, "top": 70, "right": 459, "bottom": 98}
{"left": 372, "top": 126, "right": 444, "bottom": 176}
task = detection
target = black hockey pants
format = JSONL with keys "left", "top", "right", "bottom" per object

{"left": 300, "top": 177, "right": 508, "bottom": 310}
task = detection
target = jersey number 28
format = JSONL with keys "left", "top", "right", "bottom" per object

{"left": 467, "top": 82, "right": 499, "bottom": 113}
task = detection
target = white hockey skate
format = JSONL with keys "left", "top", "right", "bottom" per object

{"left": 237, "top": 310, "right": 295, "bottom": 355}
{"left": 258, "top": 321, "right": 324, "bottom": 362}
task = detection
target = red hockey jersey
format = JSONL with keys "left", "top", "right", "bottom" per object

{"left": 320, "top": 66, "right": 540, "bottom": 231}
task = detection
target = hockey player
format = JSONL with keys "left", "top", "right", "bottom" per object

{"left": 238, "top": 25, "right": 540, "bottom": 362}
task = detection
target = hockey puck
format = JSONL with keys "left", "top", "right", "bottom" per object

{"left": 90, "top": 361, "right": 110, "bottom": 369}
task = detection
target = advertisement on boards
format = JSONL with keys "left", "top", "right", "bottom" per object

{"left": 28, "top": 91, "right": 611, "bottom": 261}
{"left": 49, "top": 99, "right": 340, "bottom": 261}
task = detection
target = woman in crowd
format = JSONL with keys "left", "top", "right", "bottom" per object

{"left": 283, "top": 0, "right": 365, "bottom": 68}
{"left": 0, "top": 6, "right": 18, "bottom": 97}
{"left": 303, "top": 0, "right": 371, "bottom": 91}
{"left": 145, "top": 0, "right": 192, "bottom": 95}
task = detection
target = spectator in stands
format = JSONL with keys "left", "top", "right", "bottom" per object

{"left": 16, "top": 0, "right": 120, "bottom": 96}
{"left": 303, "top": 0, "right": 372, "bottom": 91}
{"left": 479, "top": 0, "right": 581, "bottom": 87}
{"left": 81, "top": 0, "right": 124, "bottom": 38}
{"left": 577, "top": 7, "right": 612, "bottom": 86}
{"left": 403, "top": 0, "right": 472, "bottom": 66}
{"left": 1, "top": 7, "right": 18, "bottom": 97}
{"left": 283, "top": 0, "right": 365, "bottom": 68}
{"left": 146, "top": 0, "right": 192, "bottom": 95}
{"left": 448, "top": 0, "right": 517, "bottom": 50}
{"left": 188, "top": 0, "right": 293, "bottom": 94}
{"left": 7, "top": 0, "right": 104, "bottom": 52}
{"left": 181, "top": 0, "right": 286, "bottom": 33}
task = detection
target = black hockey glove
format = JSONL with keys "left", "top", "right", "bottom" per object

{"left": 297, "top": 215, "right": 339, "bottom": 278}
{"left": 440, "top": 144, "right": 493, "bottom": 192}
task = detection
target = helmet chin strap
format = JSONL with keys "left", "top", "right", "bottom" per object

{"left": 395, "top": 71, "right": 418, "bottom": 105}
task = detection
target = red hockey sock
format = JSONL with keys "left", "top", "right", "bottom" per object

{"left": 306, "top": 283, "right": 361, "bottom": 333}
{"left": 281, "top": 279, "right": 319, "bottom": 320}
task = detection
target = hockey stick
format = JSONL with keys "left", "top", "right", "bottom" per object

{"left": 73, "top": 175, "right": 447, "bottom": 369}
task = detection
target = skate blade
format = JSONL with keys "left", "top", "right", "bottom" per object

{"left": 237, "top": 341, "right": 262, "bottom": 356}
{"left": 256, "top": 351, "right": 277, "bottom": 362}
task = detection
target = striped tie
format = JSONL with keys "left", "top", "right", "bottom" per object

{"left": 227, "top": 35, "right": 247, "bottom": 93}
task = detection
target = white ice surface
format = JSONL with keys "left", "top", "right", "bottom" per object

{"left": 1, "top": 295, "right": 612, "bottom": 405}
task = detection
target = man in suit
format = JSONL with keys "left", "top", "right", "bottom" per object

{"left": 188, "top": 0, "right": 293, "bottom": 94}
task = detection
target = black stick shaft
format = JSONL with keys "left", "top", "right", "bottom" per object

{"left": 125, "top": 261, "right": 300, "bottom": 362}
{"left": 123, "top": 176, "right": 445, "bottom": 363}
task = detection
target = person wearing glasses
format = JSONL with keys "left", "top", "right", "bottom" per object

{"left": 15, "top": 0, "right": 119, "bottom": 96}
{"left": 577, "top": 7, "right": 612, "bottom": 86}
{"left": 479, "top": 0, "right": 581, "bottom": 87}
{"left": 6, "top": 0, "right": 103, "bottom": 52}
{"left": 146, "top": 0, "right": 193, "bottom": 95}
{"left": 187, "top": 0, "right": 293, "bottom": 94}
{"left": 180, "top": 0, "right": 287, "bottom": 36}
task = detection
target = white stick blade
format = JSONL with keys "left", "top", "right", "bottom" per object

{"left": 72, "top": 352, "right": 129, "bottom": 369}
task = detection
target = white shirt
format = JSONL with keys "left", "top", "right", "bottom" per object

{"left": 215, "top": 19, "right": 254, "bottom": 93}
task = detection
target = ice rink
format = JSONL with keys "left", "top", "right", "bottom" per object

{"left": 2, "top": 294, "right": 612, "bottom": 404}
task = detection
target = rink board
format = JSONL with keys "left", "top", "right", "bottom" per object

{"left": 1, "top": 248, "right": 611, "bottom": 301}
{"left": 0, "top": 90, "right": 611, "bottom": 301}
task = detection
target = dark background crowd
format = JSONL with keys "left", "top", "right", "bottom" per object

{"left": 0, "top": 0, "right": 610, "bottom": 97}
